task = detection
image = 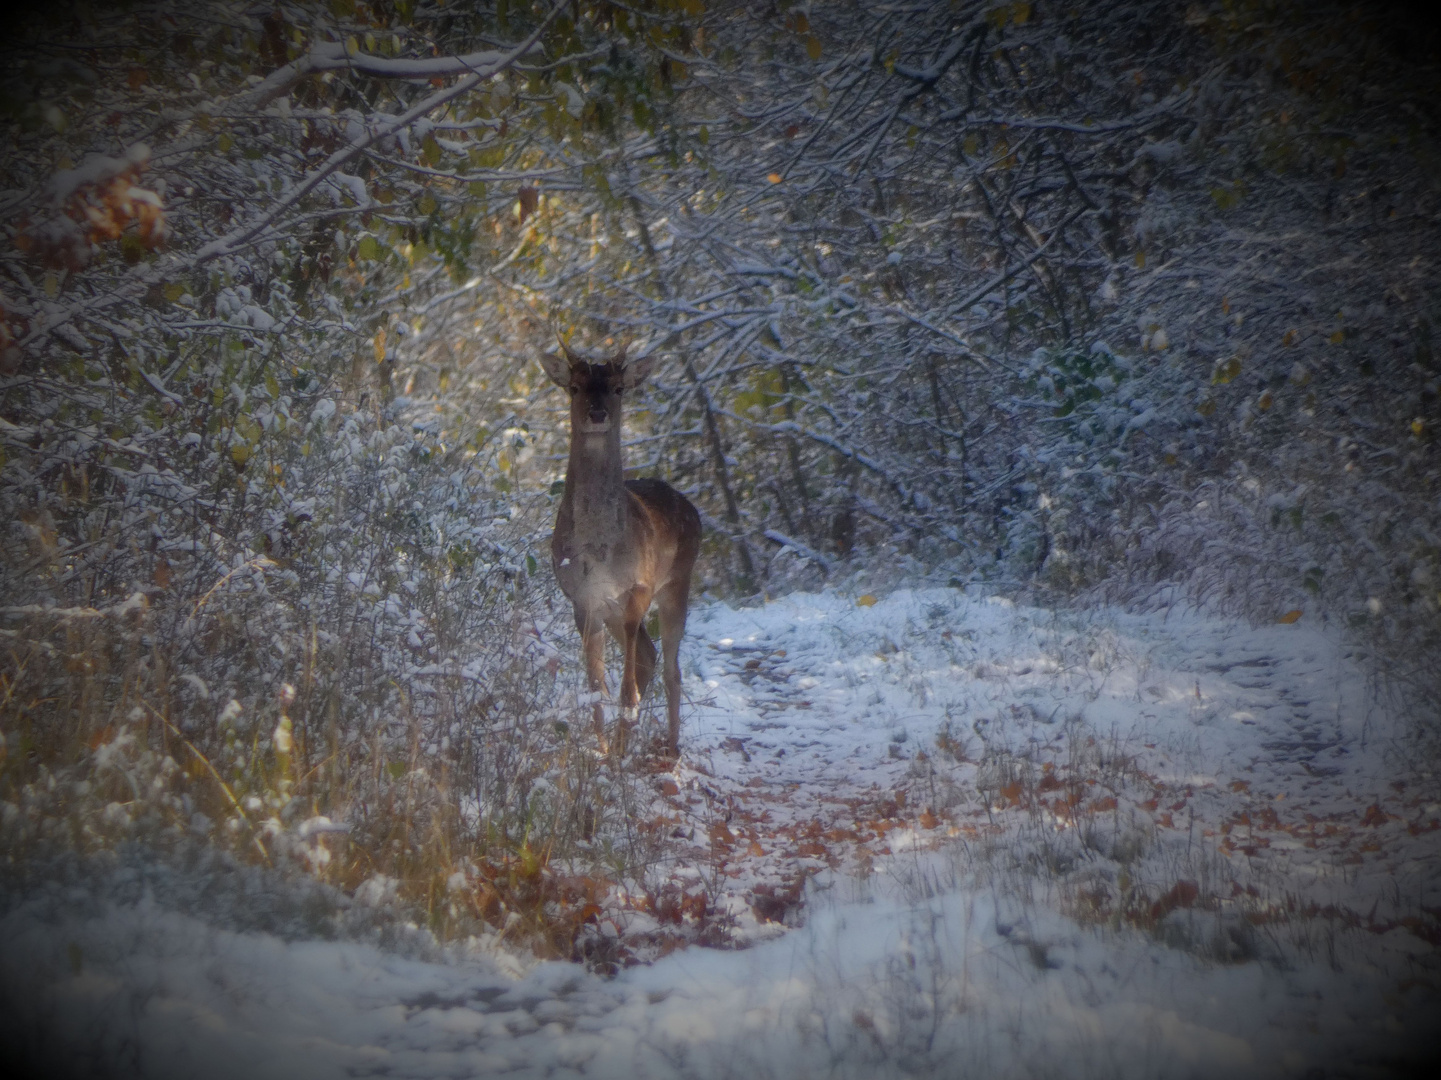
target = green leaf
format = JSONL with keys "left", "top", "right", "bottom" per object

{"left": 526, "top": 553, "right": 538, "bottom": 575}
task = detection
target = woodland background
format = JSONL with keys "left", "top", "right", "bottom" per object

{"left": 1, "top": 0, "right": 1438, "bottom": 954}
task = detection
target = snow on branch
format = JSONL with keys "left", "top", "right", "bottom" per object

{"left": 232, "top": 41, "right": 540, "bottom": 113}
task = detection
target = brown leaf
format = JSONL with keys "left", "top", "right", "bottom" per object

{"left": 517, "top": 186, "right": 538, "bottom": 223}
{"left": 1149, "top": 879, "right": 1199, "bottom": 921}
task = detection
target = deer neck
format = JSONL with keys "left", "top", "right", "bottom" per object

{"left": 561, "top": 421, "right": 629, "bottom": 542}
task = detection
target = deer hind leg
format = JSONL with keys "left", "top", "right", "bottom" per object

{"left": 656, "top": 580, "right": 691, "bottom": 757}
{"left": 612, "top": 588, "right": 655, "bottom": 712}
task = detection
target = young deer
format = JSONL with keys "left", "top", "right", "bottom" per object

{"left": 540, "top": 343, "right": 701, "bottom": 757}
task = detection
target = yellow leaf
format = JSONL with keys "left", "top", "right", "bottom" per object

{"left": 805, "top": 35, "right": 822, "bottom": 61}
{"left": 1211, "top": 356, "right": 1242, "bottom": 385}
{"left": 373, "top": 327, "right": 387, "bottom": 364}
{"left": 230, "top": 443, "right": 251, "bottom": 469}
{"left": 1413, "top": 418, "right": 1426, "bottom": 436}
{"left": 767, "top": 172, "right": 783, "bottom": 184}
{"left": 857, "top": 594, "right": 878, "bottom": 607}
{"left": 1328, "top": 329, "right": 1345, "bottom": 345}
{"left": 345, "top": 36, "right": 359, "bottom": 58}
{"left": 1277, "top": 610, "right": 1303, "bottom": 624}
{"left": 43, "top": 274, "right": 58, "bottom": 298}
{"left": 163, "top": 282, "right": 186, "bottom": 302}
{"left": 1256, "top": 389, "right": 1273, "bottom": 411}
{"left": 1221, "top": 296, "right": 1230, "bottom": 314}
{"left": 1011, "top": 2, "right": 1032, "bottom": 24}
{"left": 1134, "top": 250, "right": 1146, "bottom": 269}
{"left": 1196, "top": 397, "right": 1217, "bottom": 417}
{"left": 1281, "top": 328, "right": 1295, "bottom": 346}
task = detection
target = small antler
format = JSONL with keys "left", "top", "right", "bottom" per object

{"left": 557, "top": 331, "right": 582, "bottom": 367}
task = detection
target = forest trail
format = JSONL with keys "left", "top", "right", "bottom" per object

{"left": 623, "top": 589, "right": 1439, "bottom": 963}
{"left": 4, "top": 590, "right": 1438, "bottom": 1079}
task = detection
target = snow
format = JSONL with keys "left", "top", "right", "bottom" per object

{"left": 3, "top": 589, "right": 1437, "bottom": 1077}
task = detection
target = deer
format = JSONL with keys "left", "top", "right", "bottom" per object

{"left": 540, "top": 342, "right": 702, "bottom": 758}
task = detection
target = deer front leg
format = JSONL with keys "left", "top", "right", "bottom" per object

{"left": 575, "top": 605, "right": 608, "bottom": 736}
{"left": 608, "top": 589, "right": 653, "bottom": 756}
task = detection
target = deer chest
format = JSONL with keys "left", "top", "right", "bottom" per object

{"left": 552, "top": 542, "right": 634, "bottom": 616}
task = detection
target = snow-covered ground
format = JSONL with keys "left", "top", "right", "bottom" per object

{"left": 4, "top": 589, "right": 1438, "bottom": 1078}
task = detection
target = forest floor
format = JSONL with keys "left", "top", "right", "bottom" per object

{"left": 3, "top": 588, "right": 1440, "bottom": 1078}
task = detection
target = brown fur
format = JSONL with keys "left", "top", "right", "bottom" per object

{"left": 541, "top": 345, "right": 701, "bottom": 757}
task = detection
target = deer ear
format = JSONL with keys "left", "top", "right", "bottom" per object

{"left": 539, "top": 350, "right": 571, "bottom": 388}
{"left": 622, "top": 353, "right": 657, "bottom": 389}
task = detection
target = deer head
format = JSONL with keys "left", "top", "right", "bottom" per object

{"left": 539, "top": 342, "right": 657, "bottom": 442}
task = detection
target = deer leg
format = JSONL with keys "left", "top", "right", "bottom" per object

{"left": 611, "top": 589, "right": 654, "bottom": 712}
{"left": 656, "top": 580, "right": 691, "bottom": 757}
{"left": 606, "top": 589, "right": 653, "bottom": 756}
{"left": 633, "top": 622, "right": 658, "bottom": 703}
{"left": 575, "top": 605, "right": 608, "bottom": 735}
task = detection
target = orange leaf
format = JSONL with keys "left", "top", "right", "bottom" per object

{"left": 1277, "top": 610, "right": 1302, "bottom": 624}
{"left": 748, "top": 839, "right": 764, "bottom": 856}
{"left": 919, "top": 808, "right": 939, "bottom": 829}
{"left": 767, "top": 172, "right": 783, "bottom": 184}
{"left": 856, "top": 593, "right": 878, "bottom": 607}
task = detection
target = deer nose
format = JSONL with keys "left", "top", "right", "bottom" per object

{"left": 588, "top": 407, "right": 608, "bottom": 424}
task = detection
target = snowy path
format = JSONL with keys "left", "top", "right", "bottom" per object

{"left": 3, "top": 589, "right": 1438, "bottom": 1078}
